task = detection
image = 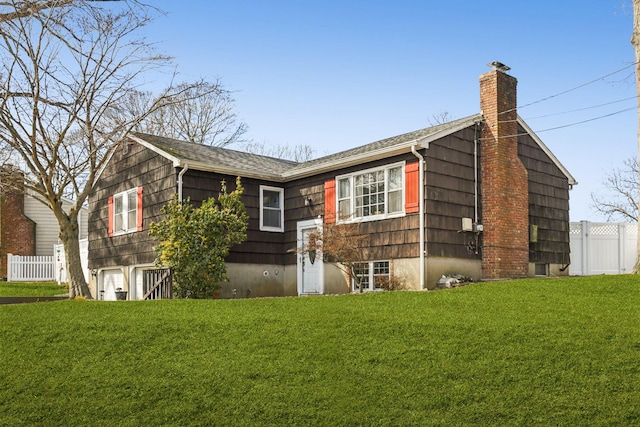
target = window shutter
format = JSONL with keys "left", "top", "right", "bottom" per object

{"left": 108, "top": 196, "right": 114, "bottom": 237}
{"left": 136, "top": 186, "right": 143, "bottom": 231}
{"left": 324, "top": 179, "right": 336, "bottom": 223}
{"left": 405, "top": 162, "right": 420, "bottom": 214}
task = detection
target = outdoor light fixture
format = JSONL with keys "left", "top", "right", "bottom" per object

{"left": 304, "top": 196, "right": 312, "bottom": 207}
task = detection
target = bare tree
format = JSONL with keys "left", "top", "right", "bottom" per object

{"left": 632, "top": 0, "right": 640, "bottom": 272}
{"left": 115, "top": 79, "right": 248, "bottom": 147}
{"left": 0, "top": 0, "right": 202, "bottom": 297}
{"left": 591, "top": 157, "right": 638, "bottom": 222}
{"left": 427, "top": 110, "right": 454, "bottom": 126}
{"left": 242, "top": 141, "right": 316, "bottom": 162}
{"left": 0, "top": 0, "right": 75, "bottom": 22}
{"left": 305, "top": 220, "right": 370, "bottom": 293}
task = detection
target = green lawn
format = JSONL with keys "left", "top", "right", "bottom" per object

{"left": 0, "top": 281, "right": 67, "bottom": 297}
{"left": 1, "top": 275, "right": 638, "bottom": 426}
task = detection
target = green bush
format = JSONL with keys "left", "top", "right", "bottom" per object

{"left": 149, "top": 178, "right": 248, "bottom": 298}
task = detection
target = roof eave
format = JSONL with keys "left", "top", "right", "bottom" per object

{"left": 128, "top": 134, "right": 286, "bottom": 182}
{"left": 282, "top": 116, "right": 480, "bottom": 180}
{"left": 172, "top": 160, "right": 287, "bottom": 182}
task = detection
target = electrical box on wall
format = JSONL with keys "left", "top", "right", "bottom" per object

{"left": 530, "top": 225, "right": 538, "bottom": 243}
{"left": 462, "top": 218, "right": 473, "bottom": 232}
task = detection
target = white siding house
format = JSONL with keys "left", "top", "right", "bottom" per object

{"left": 23, "top": 194, "right": 88, "bottom": 256}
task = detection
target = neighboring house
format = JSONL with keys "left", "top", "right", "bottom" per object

{"left": 88, "top": 63, "right": 576, "bottom": 300}
{"left": 0, "top": 171, "right": 89, "bottom": 279}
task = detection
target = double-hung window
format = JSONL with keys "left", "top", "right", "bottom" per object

{"left": 336, "top": 163, "right": 404, "bottom": 221}
{"left": 109, "top": 187, "right": 142, "bottom": 236}
{"left": 260, "top": 185, "right": 284, "bottom": 232}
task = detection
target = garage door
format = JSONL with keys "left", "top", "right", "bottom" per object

{"left": 102, "top": 269, "right": 124, "bottom": 301}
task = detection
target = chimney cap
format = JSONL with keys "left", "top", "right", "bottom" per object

{"left": 487, "top": 61, "right": 510, "bottom": 72}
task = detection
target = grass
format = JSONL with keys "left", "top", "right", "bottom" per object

{"left": 0, "top": 275, "right": 639, "bottom": 426}
{"left": 0, "top": 281, "right": 67, "bottom": 297}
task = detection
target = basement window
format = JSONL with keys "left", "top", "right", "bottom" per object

{"left": 535, "top": 263, "right": 549, "bottom": 276}
{"left": 352, "top": 260, "right": 390, "bottom": 292}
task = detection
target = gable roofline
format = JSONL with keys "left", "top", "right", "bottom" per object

{"left": 516, "top": 117, "right": 577, "bottom": 186}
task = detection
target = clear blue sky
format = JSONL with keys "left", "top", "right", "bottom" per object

{"left": 145, "top": 1, "right": 636, "bottom": 222}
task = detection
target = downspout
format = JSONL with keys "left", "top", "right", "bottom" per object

{"left": 411, "top": 145, "right": 426, "bottom": 290}
{"left": 177, "top": 164, "right": 189, "bottom": 202}
{"left": 474, "top": 123, "right": 479, "bottom": 225}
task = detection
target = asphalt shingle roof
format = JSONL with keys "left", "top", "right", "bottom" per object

{"left": 131, "top": 132, "right": 299, "bottom": 178}
{"left": 126, "top": 112, "right": 575, "bottom": 185}
{"left": 288, "top": 115, "right": 480, "bottom": 173}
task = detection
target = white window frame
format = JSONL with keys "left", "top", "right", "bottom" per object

{"left": 113, "top": 188, "right": 138, "bottom": 235}
{"left": 260, "top": 185, "right": 285, "bottom": 232}
{"left": 352, "top": 260, "right": 391, "bottom": 292}
{"left": 336, "top": 162, "right": 405, "bottom": 223}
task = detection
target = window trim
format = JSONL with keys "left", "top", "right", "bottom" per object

{"left": 352, "top": 260, "right": 391, "bottom": 292}
{"left": 259, "top": 185, "right": 285, "bottom": 233}
{"left": 109, "top": 187, "right": 142, "bottom": 236}
{"left": 335, "top": 162, "right": 406, "bottom": 223}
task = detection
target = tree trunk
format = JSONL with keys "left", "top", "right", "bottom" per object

{"left": 59, "top": 215, "right": 92, "bottom": 299}
{"left": 632, "top": 0, "right": 640, "bottom": 273}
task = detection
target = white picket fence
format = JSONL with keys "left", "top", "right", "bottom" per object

{"left": 54, "top": 239, "right": 89, "bottom": 284}
{"left": 569, "top": 221, "right": 637, "bottom": 275}
{"left": 6, "top": 239, "right": 89, "bottom": 283}
{"left": 7, "top": 254, "right": 55, "bottom": 281}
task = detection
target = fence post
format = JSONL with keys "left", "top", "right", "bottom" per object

{"left": 7, "top": 254, "right": 13, "bottom": 281}
{"left": 580, "top": 221, "right": 589, "bottom": 276}
{"left": 619, "top": 223, "right": 626, "bottom": 274}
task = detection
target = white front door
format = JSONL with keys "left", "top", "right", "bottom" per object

{"left": 297, "top": 219, "right": 323, "bottom": 295}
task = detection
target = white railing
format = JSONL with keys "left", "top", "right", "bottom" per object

{"left": 569, "top": 221, "right": 637, "bottom": 275}
{"left": 54, "top": 239, "right": 89, "bottom": 284}
{"left": 7, "top": 254, "right": 55, "bottom": 281}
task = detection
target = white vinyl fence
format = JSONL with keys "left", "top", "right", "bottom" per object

{"left": 569, "top": 221, "right": 637, "bottom": 275}
{"left": 54, "top": 239, "right": 89, "bottom": 284}
{"left": 7, "top": 254, "right": 55, "bottom": 281}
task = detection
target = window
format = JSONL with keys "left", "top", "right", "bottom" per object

{"left": 260, "top": 186, "right": 284, "bottom": 232}
{"left": 108, "top": 187, "right": 142, "bottom": 236}
{"left": 336, "top": 163, "right": 404, "bottom": 221}
{"left": 535, "top": 264, "right": 549, "bottom": 276}
{"left": 352, "top": 261, "right": 390, "bottom": 291}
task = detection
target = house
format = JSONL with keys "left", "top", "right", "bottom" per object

{"left": 0, "top": 170, "right": 89, "bottom": 279}
{"left": 87, "top": 63, "right": 576, "bottom": 300}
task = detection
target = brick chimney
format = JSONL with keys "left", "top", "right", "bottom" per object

{"left": 0, "top": 170, "right": 36, "bottom": 279}
{"left": 479, "top": 62, "right": 529, "bottom": 279}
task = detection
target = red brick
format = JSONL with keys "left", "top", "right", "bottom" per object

{"left": 479, "top": 68, "right": 529, "bottom": 279}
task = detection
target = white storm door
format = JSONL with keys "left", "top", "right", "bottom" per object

{"left": 297, "top": 219, "right": 323, "bottom": 295}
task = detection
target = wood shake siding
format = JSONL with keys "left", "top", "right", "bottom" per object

{"left": 426, "top": 128, "right": 480, "bottom": 259}
{"left": 518, "top": 128, "right": 571, "bottom": 265}
{"left": 285, "top": 153, "right": 423, "bottom": 264}
{"left": 88, "top": 142, "right": 176, "bottom": 269}
{"left": 180, "top": 170, "right": 287, "bottom": 266}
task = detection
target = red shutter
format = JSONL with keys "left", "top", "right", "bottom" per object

{"left": 405, "top": 162, "right": 420, "bottom": 214}
{"left": 107, "top": 196, "right": 114, "bottom": 237}
{"left": 136, "top": 186, "right": 143, "bottom": 231}
{"left": 324, "top": 179, "right": 336, "bottom": 224}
